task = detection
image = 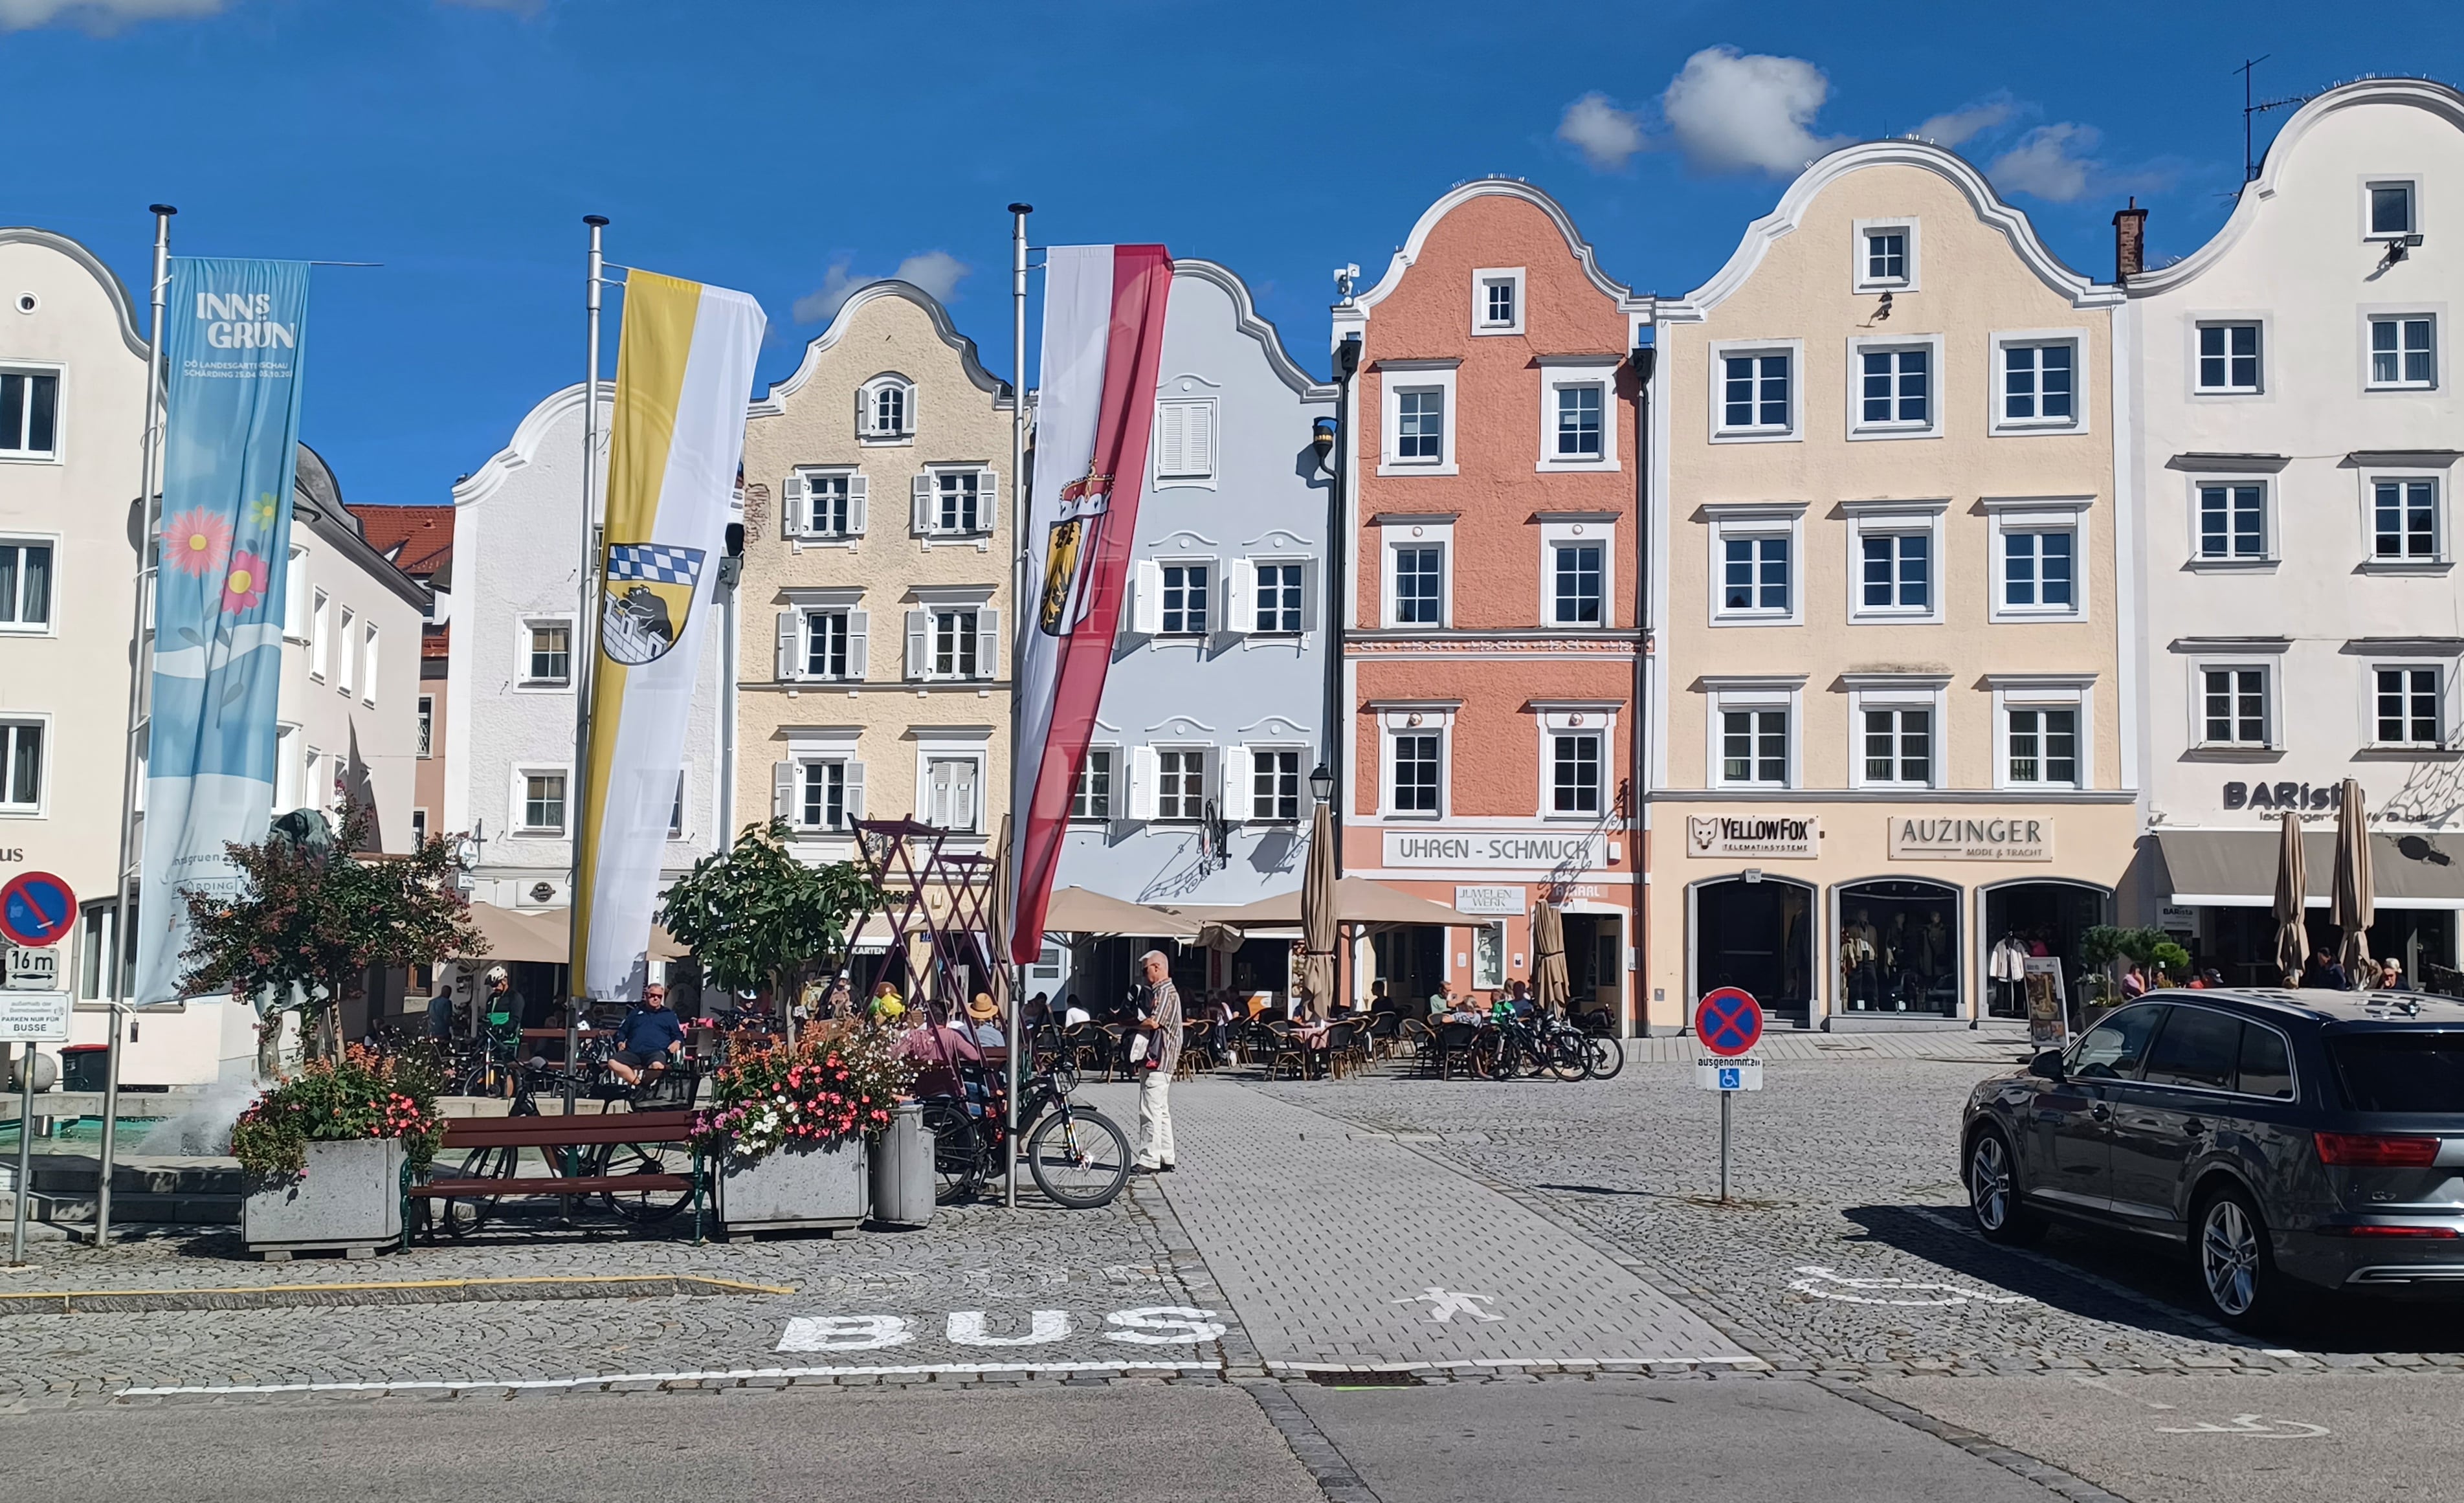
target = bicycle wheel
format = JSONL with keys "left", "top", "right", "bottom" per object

{"left": 596, "top": 1137, "right": 696, "bottom": 1223}
{"left": 1585, "top": 1034, "right": 1626, "bottom": 1080}
{"left": 435, "top": 1143, "right": 514, "bottom": 1239}
{"left": 1025, "top": 1108, "right": 1130, "bottom": 1210}
{"left": 918, "top": 1099, "right": 987, "bottom": 1204}
{"left": 1544, "top": 1032, "right": 1589, "bottom": 1082}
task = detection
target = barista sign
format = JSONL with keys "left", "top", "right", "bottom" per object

{"left": 1887, "top": 815, "right": 2054, "bottom": 862}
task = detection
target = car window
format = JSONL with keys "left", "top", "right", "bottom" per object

{"left": 2328, "top": 1030, "right": 2464, "bottom": 1113}
{"left": 2140, "top": 1005, "right": 2241, "bottom": 1091}
{"left": 2071, "top": 1007, "right": 2162, "bottom": 1080}
{"left": 2235, "top": 1023, "right": 2294, "bottom": 1100}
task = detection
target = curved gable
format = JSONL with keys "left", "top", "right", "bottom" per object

{"left": 754, "top": 279, "right": 1010, "bottom": 417}
{"left": 0, "top": 226, "right": 149, "bottom": 359}
{"left": 1170, "top": 258, "right": 1335, "bottom": 398}
{"left": 1346, "top": 178, "right": 1649, "bottom": 318}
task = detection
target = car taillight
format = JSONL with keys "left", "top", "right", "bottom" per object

{"left": 2346, "top": 1225, "right": 2460, "bottom": 1238}
{"left": 2314, "top": 1131, "right": 2443, "bottom": 1166}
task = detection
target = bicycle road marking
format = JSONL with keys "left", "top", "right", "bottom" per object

{"left": 1787, "top": 1265, "right": 2032, "bottom": 1307}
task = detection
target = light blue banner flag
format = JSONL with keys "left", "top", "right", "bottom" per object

{"left": 133, "top": 258, "right": 312, "bottom": 1006}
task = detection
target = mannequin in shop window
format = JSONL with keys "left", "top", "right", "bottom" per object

{"left": 1841, "top": 918, "right": 1878, "bottom": 1005}
{"left": 1990, "top": 931, "right": 2030, "bottom": 1016}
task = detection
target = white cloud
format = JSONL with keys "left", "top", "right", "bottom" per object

{"left": 792, "top": 251, "right": 971, "bottom": 325}
{"left": 1913, "top": 99, "right": 2016, "bottom": 148}
{"left": 0, "top": 0, "right": 221, "bottom": 30}
{"left": 1989, "top": 122, "right": 2100, "bottom": 202}
{"left": 437, "top": 0, "right": 546, "bottom": 13}
{"left": 1659, "top": 45, "right": 1844, "bottom": 177}
{"left": 1557, "top": 91, "right": 1646, "bottom": 172}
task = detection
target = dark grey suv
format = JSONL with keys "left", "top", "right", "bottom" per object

{"left": 1961, "top": 988, "right": 2464, "bottom": 1326}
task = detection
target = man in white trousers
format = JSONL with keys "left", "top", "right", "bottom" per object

{"left": 1132, "top": 950, "right": 1182, "bottom": 1173}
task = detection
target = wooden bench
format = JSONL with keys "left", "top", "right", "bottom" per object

{"left": 406, "top": 1108, "right": 704, "bottom": 1245}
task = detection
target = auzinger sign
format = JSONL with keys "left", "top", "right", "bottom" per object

{"left": 1887, "top": 815, "right": 2054, "bottom": 862}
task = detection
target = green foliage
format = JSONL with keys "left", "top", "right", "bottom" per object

{"left": 2151, "top": 940, "right": 2192, "bottom": 976}
{"left": 228, "top": 1045, "right": 445, "bottom": 1180}
{"left": 2081, "top": 926, "right": 2176, "bottom": 969}
{"left": 657, "top": 819, "right": 878, "bottom": 1003}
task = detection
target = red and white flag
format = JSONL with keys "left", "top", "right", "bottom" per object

{"left": 1008, "top": 243, "right": 1173, "bottom": 961}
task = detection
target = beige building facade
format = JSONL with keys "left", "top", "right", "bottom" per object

{"left": 735, "top": 280, "right": 1016, "bottom": 871}
{"left": 1649, "top": 142, "right": 2133, "bottom": 1034}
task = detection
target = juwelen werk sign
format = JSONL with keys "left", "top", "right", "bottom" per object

{"left": 1887, "top": 816, "right": 2054, "bottom": 862}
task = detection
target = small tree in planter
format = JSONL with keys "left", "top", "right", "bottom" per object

{"left": 658, "top": 819, "right": 878, "bottom": 1038}
{"left": 180, "top": 801, "right": 487, "bottom": 1076}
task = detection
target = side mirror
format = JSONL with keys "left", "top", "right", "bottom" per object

{"left": 2027, "top": 1049, "right": 2066, "bottom": 1082}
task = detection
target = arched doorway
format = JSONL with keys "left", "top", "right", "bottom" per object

{"left": 1836, "top": 878, "right": 1961, "bottom": 1018}
{"left": 1690, "top": 876, "right": 1815, "bottom": 1025}
{"left": 1979, "top": 880, "right": 2110, "bottom": 1019}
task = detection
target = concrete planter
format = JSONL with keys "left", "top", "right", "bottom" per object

{"left": 718, "top": 1137, "right": 868, "bottom": 1234}
{"left": 242, "top": 1137, "right": 405, "bottom": 1258}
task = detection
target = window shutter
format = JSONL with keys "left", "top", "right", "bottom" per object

{"left": 1156, "top": 403, "right": 1187, "bottom": 476}
{"left": 845, "top": 473, "right": 868, "bottom": 535}
{"left": 1187, "top": 401, "right": 1214, "bottom": 477}
{"left": 1131, "top": 559, "right": 1164, "bottom": 634}
{"left": 775, "top": 612, "right": 798, "bottom": 682}
{"left": 911, "top": 474, "right": 934, "bottom": 535}
{"left": 974, "top": 608, "right": 999, "bottom": 681}
{"left": 781, "top": 473, "right": 808, "bottom": 537}
{"left": 1225, "top": 559, "right": 1255, "bottom": 635}
{"left": 856, "top": 386, "right": 870, "bottom": 436}
{"left": 904, "top": 608, "right": 929, "bottom": 680}
{"left": 1128, "top": 746, "right": 1159, "bottom": 821}
{"left": 978, "top": 467, "right": 1000, "bottom": 530}
{"left": 1298, "top": 560, "right": 1320, "bottom": 632}
{"left": 1220, "top": 745, "right": 1253, "bottom": 822}
{"left": 772, "top": 761, "right": 795, "bottom": 821}
{"left": 845, "top": 609, "right": 869, "bottom": 678}
{"left": 844, "top": 760, "right": 867, "bottom": 821}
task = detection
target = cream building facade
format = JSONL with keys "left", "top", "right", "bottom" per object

{"left": 735, "top": 281, "right": 1016, "bottom": 871}
{"left": 1650, "top": 142, "right": 2132, "bottom": 1033}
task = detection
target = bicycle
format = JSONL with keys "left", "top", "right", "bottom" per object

{"left": 922, "top": 1064, "right": 1131, "bottom": 1210}
{"left": 422, "top": 1053, "right": 697, "bottom": 1238}
{"left": 1479, "top": 1014, "right": 1588, "bottom": 1081}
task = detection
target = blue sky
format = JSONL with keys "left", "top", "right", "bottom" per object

{"left": 6, "top": 0, "right": 2460, "bottom": 507}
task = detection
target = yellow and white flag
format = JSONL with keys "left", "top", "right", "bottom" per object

{"left": 574, "top": 270, "right": 765, "bottom": 999}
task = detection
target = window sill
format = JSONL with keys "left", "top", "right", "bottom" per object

{"left": 1997, "top": 782, "right": 2086, "bottom": 794}
{"left": 2182, "top": 558, "right": 2278, "bottom": 572}
{"left": 1376, "top": 460, "right": 1458, "bottom": 478}
{"left": 0, "top": 453, "right": 63, "bottom": 465}
{"left": 1712, "top": 784, "right": 1792, "bottom": 793}
{"left": 1988, "top": 607, "right": 2085, "bottom": 624}
{"left": 1989, "top": 419, "right": 2083, "bottom": 436}
{"left": 0, "top": 623, "right": 54, "bottom": 636}
{"left": 2181, "top": 745, "right": 2283, "bottom": 763}
{"left": 2355, "top": 745, "right": 2464, "bottom": 761}
{"left": 2365, "top": 384, "right": 2439, "bottom": 395}
{"left": 2359, "top": 559, "right": 2452, "bottom": 575}
{"left": 1535, "top": 457, "right": 1617, "bottom": 474}
{"left": 858, "top": 434, "right": 915, "bottom": 447}
{"left": 0, "top": 807, "right": 46, "bottom": 819}
{"left": 2190, "top": 388, "right": 2265, "bottom": 399}
{"left": 513, "top": 682, "right": 575, "bottom": 693}
{"left": 1711, "top": 612, "right": 1800, "bottom": 628}
{"left": 1710, "top": 428, "right": 1799, "bottom": 445}
{"left": 1847, "top": 426, "right": 1942, "bottom": 442}
{"left": 1848, "top": 610, "right": 1943, "bottom": 625}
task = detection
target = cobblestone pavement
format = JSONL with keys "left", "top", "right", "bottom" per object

{"left": 1258, "top": 1056, "right": 2464, "bottom": 1381}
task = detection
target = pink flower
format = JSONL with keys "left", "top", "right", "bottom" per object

{"left": 221, "top": 551, "right": 269, "bottom": 614}
{"left": 162, "top": 509, "right": 232, "bottom": 579}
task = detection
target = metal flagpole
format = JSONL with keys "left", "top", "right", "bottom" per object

{"left": 566, "top": 214, "right": 609, "bottom": 1120}
{"left": 95, "top": 204, "right": 175, "bottom": 1249}
{"left": 1003, "top": 201, "right": 1031, "bottom": 1210}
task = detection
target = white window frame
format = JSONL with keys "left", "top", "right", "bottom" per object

{"left": 416, "top": 694, "right": 434, "bottom": 759}
{"left": 1471, "top": 266, "right": 1526, "bottom": 335}
{"left": 309, "top": 588, "right": 331, "bottom": 680}
{"left": 515, "top": 613, "right": 577, "bottom": 691}
{"left": 1153, "top": 391, "right": 1220, "bottom": 486}
{"left": 274, "top": 722, "right": 300, "bottom": 810}
{"left": 916, "top": 740, "right": 990, "bottom": 834}
{"left": 904, "top": 586, "right": 996, "bottom": 682}
{"left": 2362, "top": 308, "right": 2443, "bottom": 392}
{"left": 1845, "top": 501, "right": 1948, "bottom": 625}
{"left": 2186, "top": 476, "right": 2276, "bottom": 569}
{"left": 2192, "top": 317, "right": 2267, "bottom": 396}
{"left": 2360, "top": 469, "right": 2450, "bottom": 570}
{"left": 1990, "top": 329, "right": 2087, "bottom": 434}
{"left": 2365, "top": 176, "right": 2422, "bottom": 242}
{"left": 2192, "top": 659, "right": 2278, "bottom": 753}
{"left": 510, "top": 763, "right": 573, "bottom": 838}
{"left": 1371, "top": 702, "right": 1458, "bottom": 821}
{"left": 1535, "top": 357, "right": 1621, "bottom": 472}
{"left": 0, "top": 531, "right": 58, "bottom": 636}
{"left": 283, "top": 547, "right": 309, "bottom": 641}
{"left": 1241, "top": 556, "right": 1313, "bottom": 636}
{"left": 1984, "top": 496, "right": 2092, "bottom": 623}
{"left": 857, "top": 373, "right": 915, "bottom": 444}
{"left": 785, "top": 465, "right": 866, "bottom": 542}
{"left": 361, "top": 622, "right": 379, "bottom": 707}
{"left": 336, "top": 607, "right": 355, "bottom": 695}
{"left": 2365, "top": 660, "right": 2455, "bottom": 752}
{"left": 1238, "top": 744, "right": 1307, "bottom": 825}
{"left": 1709, "top": 339, "right": 1802, "bottom": 443}
{"left": 1851, "top": 217, "right": 1920, "bottom": 294}
{"left": 1377, "top": 361, "right": 1459, "bottom": 476}
{"left": 0, "top": 713, "right": 49, "bottom": 816}
{"left": 1705, "top": 504, "right": 1803, "bottom": 627}
{"left": 1145, "top": 744, "right": 1211, "bottom": 825}
{"left": 1846, "top": 333, "right": 1944, "bottom": 440}
{"left": 1538, "top": 515, "right": 1615, "bottom": 629}
{"left": 1845, "top": 676, "right": 1948, "bottom": 792}
{"left": 1704, "top": 677, "right": 1803, "bottom": 790}
{"left": 786, "top": 757, "right": 861, "bottom": 834}
{"left": 1533, "top": 704, "right": 1619, "bottom": 821}
{"left": 1378, "top": 517, "right": 1454, "bottom": 629}
{"left": 1988, "top": 674, "right": 2094, "bottom": 791}
{"left": 1071, "top": 745, "right": 1118, "bottom": 822}
{"left": 915, "top": 464, "right": 997, "bottom": 539}
{"left": 0, "top": 361, "right": 63, "bottom": 464}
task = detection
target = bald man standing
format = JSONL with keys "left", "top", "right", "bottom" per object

{"left": 1131, "top": 950, "right": 1182, "bottom": 1174}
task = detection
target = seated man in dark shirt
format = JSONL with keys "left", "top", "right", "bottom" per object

{"left": 609, "top": 983, "right": 685, "bottom": 1085}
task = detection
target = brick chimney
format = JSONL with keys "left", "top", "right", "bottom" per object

{"left": 2113, "top": 197, "right": 2148, "bottom": 284}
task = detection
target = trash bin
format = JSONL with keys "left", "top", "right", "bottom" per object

{"left": 60, "top": 1045, "right": 108, "bottom": 1093}
{"left": 867, "top": 1100, "right": 933, "bottom": 1229}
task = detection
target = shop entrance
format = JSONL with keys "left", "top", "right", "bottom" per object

{"left": 2197, "top": 905, "right": 2458, "bottom": 990}
{"left": 1837, "top": 878, "right": 1960, "bottom": 1018}
{"left": 1981, "top": 881, "right": 2110, "bottom": 1019}
{"left": 1691, "top": 876, "right": 1814, "bottom": 1025}
{"left": 1559, "top": 912, "right": 1625, "bottom": 1030}
{"left": 1371, "top": 925, "right": 1445, "bottom": 1008}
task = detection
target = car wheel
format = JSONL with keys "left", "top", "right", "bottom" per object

{"left": 2195, "top": 1185, "right": 2284, "bottom": 1329}
{"left": 1967, "top": 1128, "right": 2046, "bottom": 1245}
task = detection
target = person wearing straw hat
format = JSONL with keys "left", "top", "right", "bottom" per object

{"left": 964, "top": 993, "right": 1006, "bottom": 1048}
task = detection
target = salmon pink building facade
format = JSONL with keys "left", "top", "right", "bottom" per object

{"left": 1333, "top": 181, "right": 1652, "bottom": 1028}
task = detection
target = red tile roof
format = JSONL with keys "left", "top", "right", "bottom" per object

{"left": 346, "top": 504, "right": 453, "bottom": 578}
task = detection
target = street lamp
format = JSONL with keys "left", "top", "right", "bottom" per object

{"left": 1308, "top": 763, "right": 1334, "bottom": 805}
{"left": 1310, "top": 418, "right": 1335, "bottom": 476}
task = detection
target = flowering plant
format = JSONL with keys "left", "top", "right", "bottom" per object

{"left": 228, "top": 1045, "right": 446, "bottom": 1181}
{"left": 694, "top": 1023, "right": 916, "bottom": 1167}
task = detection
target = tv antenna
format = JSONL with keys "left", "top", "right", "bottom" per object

{"left": 2237, "top": 56, "right": 2316, "bottom": 181}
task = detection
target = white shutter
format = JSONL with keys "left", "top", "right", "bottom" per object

{"left": 772, "top": 761, "right": 795, "bottom": 821}
{"left": 781, "top": 473, "right": 808, "bottom": 538}
{"left": 856, "top": 386, "right": 870, "bottom": 436}
{"left": 843, "top": 760, "right": 867, "bottom": 821}
{"left": 1220, "top": 745, "right": 1253, "bottom": 822}
{"left": 845, "top": 609, "right": 869, "bottom": 678}
{"left": 1226, "top": 559, "right": 1255, "bottom": 636}
{"left": 845, "top": 473, "right": 868, "bottom": 536}
{"left": 974, "top": 608, "right": 999, "bottom": 681}
{"left": 1298, "top": 560, "right": 1320, "bottom": 632}
{"left": 1187, "top": 401, "right": 1215, "bottom": 477}
{"left": 1128, "top": 746, "right": 1159, "bottom": 821}
{"left": 977, "top": 467, "right": 1000, "bottom": 531}
{"left": 775, "top": 612, "right": 798, "bottom": 682}
{"left": 911, "top": 474, "right": 934, "bottom": 535}
{"left": 1155, "top": 403, "right": 1187, "bottom": 476}
{"left": 904, "top": 608, "right": 929, "bottom": 680}
{"left": 1132, "top": 559, "right": 1164, "bottom": 634}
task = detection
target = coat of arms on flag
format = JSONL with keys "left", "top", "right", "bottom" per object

{"left": 601, "top": 542, "right": 704, "bottom": 666}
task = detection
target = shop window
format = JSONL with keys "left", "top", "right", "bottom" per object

{"left": 1837, "top": 879, "right": 1960, "bottom": 1018}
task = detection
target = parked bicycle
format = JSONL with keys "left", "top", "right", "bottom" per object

{"left": 920, "top": 1063, "right": 1130, "bottom": 1210}
{"left": 421, "top": 1056, "right": 696, "bottom": 1238}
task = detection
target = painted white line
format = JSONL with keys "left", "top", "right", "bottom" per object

{"left": 2155, "top": 1414, "right": 2329, "bottom": 1438}
{"left": 1789, "top": 1265, "right": 2030, "bottom": 1307}
{"left": 118, "top": 1361, "right": 1217, "bottom": 1396}
{"left": 2068, "top": 1373, "right": 2177, "bottom": 1411}
{"left": 1264, "top": 1356, "right": 1770, "bottom": 1373}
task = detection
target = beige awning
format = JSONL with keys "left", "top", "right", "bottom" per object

{"left": 1199, "top": 876, "right": 1489, "bottom": 929}
{"left": 460, "top": 902, "right": 686, "bottom": 964}
{"left": 2156, "top": 829, "right": 2464, "bottom": 905}
{"left": 1038, "top": 887, "right": 1199, "bottom": 938}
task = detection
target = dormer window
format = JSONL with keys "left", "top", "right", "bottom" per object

{"left": 1470, "top": 267, "right": 1526, "bottom": 335}
{"left": 2368, "top": 180, "right": 2417, "bottom": 240}
{"left": 858, "top": 374, "right": 915, "bottom": 442}
{"left": 1851, "top": 219, "right": 1920, "bottom": 295}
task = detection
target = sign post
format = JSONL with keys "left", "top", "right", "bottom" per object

{"left": 1694, "top": 987, "right": 1766, "bottom": 1205}
{"left": 3, "top": 989, "right": 71, "bottom": 1266}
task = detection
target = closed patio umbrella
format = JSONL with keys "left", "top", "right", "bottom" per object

{"left": 1532, "top": 899, "right": 1570, "bottom": 1014}
{"left": 2271, "top": 808, "right": 2308, "bottom": 986}
{"left": 1298, "top": 801, "right": 1338, "bottom": 1022}
{"left": 2332, "top": 778, "right": 2375, "bottom": 988}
